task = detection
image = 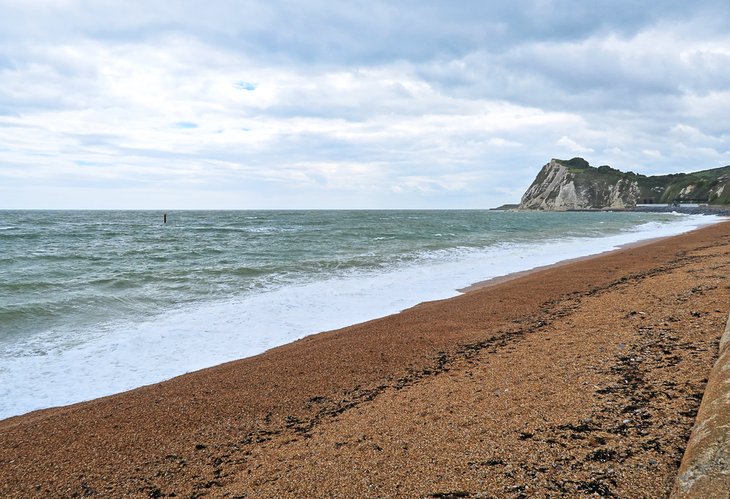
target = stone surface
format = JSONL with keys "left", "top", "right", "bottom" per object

{"left": 672, "top": 313, "right": 730, "bottom": 498}
{"left": 519, "top": 159, "right": 640, "bottom": 210}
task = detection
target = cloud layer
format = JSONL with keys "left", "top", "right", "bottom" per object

{"left": 1, "top": 0, "right": 729, "bottom": 208}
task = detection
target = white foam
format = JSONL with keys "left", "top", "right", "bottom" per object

{"left": 0, "top": 214, "right": 720, "bottom": 419}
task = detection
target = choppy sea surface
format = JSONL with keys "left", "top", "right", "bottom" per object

{"left": 0, "top": 210, "right": 721, "bottom": 419}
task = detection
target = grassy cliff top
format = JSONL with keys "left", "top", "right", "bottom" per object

{"left": 550, "top": 158, "right": 730, "bottom": 204}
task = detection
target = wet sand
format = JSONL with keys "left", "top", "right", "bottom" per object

{"left": 1, "top": 221, "right": 729, "bottom": 498}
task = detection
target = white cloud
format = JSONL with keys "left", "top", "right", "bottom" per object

{"left": 487, "top": 137, "right": 522, "bottom": 147}
{"left": 1, "top": 1, "right": 729, "bottom": 208}
{"left": 556, "top": 136, "right": 594, "bottom": 154}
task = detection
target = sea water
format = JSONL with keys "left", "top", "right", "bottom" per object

{"left": 0, "top": 210, "right": 721, "bottom": 419}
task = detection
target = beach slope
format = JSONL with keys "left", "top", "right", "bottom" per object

{"left": 1, "top": 221, "right": 729, "bottom": 497}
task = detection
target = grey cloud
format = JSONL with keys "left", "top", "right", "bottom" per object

{"left": 0, "top": 46, "right": 101, "bottom": 116}
{"left": 0, "top": 1, "right": 719, "bottom": 64}
{"left": 155, "top": 2, "right": 723, "bottom": 68}
{"left": 2, "top": 1, "right": 726, "bottom": 117}
{"left": 2, "top": 0, "right": 730, "bottom": 208}
{"left": 418, "top": 30, "right": 730, "bottom": 114}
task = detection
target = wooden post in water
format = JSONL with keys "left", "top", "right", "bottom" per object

{"left": 163, "top": 213, "right": 167, "bottom": 224}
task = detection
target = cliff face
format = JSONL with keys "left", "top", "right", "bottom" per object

{"left": 520, "top": 158, "right": 730, "bottom": 210}
{"left": 640, "top": 170, "right": 730, "bottom": 206}
{"left": 519, "top": 158, "right": 639, "bottom": 210}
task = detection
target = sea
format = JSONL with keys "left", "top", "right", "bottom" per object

{"left": 0, "top": 210, "right": 722, "bottom": 420}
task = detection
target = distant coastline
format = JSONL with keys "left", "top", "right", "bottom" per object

{"left": 631, "top": 204, "right": 730, "bottom": 216}
{"left": 493, "top": 204, "right": 730, "bottom": 216}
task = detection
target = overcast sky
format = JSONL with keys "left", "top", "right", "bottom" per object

{"left": 1, "top": 1, "right": 729, "bottom": 209}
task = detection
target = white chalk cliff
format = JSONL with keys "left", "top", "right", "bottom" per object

{"left": 519, "top": 159, "right": 640, "bottom": 210}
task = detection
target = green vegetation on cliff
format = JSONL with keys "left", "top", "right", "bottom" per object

{"left": 554, "top": 158, "right": 730, "bottom": 205}
{"left": 639, "top": 166, "right": 730, "bottom": 204}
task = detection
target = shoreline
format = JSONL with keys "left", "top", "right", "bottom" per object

{"left": 2, "top": 212, "right": 723, "bottom": 422}
{"left": 458, "top": 231, "right": 702, "bottom": 293}
{"left": 492, "top": 205, "right": 730, "bottom": 216}
{"left": 1, "top": 221, "right": 729, "bottom": 497}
